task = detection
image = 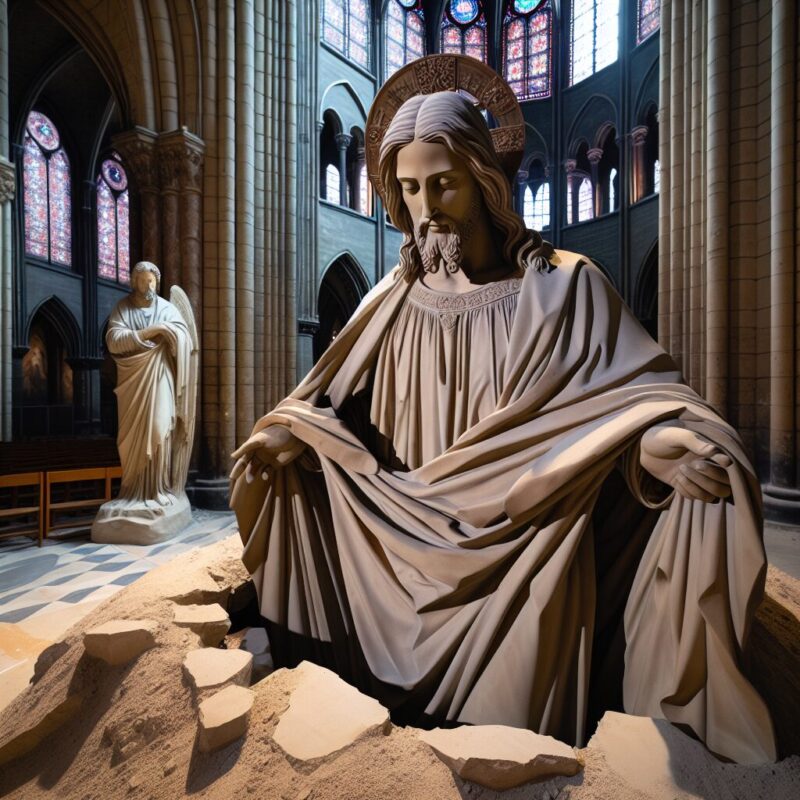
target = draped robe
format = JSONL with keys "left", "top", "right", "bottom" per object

{"left": 231, "top": 251, "right": 776, "bottom": 764}
{"left": 106, "top": 295, "right": 193, "bottom": 503}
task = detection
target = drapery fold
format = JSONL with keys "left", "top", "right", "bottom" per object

{"left": 232, "top": 251, "right": 776, "bottom": 763}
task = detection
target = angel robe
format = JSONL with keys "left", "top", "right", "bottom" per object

{"left": 106, "top": 294, "right": 194, "bottom": 503}
{"left": 231, "top": 251, "right": 776, "bottom": 764}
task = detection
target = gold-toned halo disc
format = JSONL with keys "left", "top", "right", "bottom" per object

{"left": 365, "top": 54, "right": 525, "bottom": 202}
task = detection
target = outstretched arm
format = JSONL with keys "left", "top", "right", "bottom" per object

{"left": 640, "top": 421, "right": 732, "bottom": 502}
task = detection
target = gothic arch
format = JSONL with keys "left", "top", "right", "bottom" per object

{"left": 320, "top": 80, "right": 369, "bottom": 134}
{"left": 36, "top": 0, "right": 204, "bottom": 133}
{"left": 523, "top": 122, "right": 549, "bottom": 167}
{"left": 315, "top": 253, "right": 370, "bottom": 361}
{"left": 564, "top": 94, "right": 618, "bottom": 150}
{"left": 24, "top": 296, "right": 82, "bottom": 358}
{"left": 633, "top": 59, "right": 659, "bottom": 124}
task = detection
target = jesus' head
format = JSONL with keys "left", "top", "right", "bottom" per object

{"left": 378, "top": 91, "right": 544, "bottom": 283}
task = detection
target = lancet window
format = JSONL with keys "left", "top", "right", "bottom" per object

{"left": 440, "top": 0, "right": 487, "bottom": 63}
{"left": 96, "top": 155, "right": 130, "bottom": 284}
{"left": 577, "top": 177, "right": 593, "bottom": 222}
{"left": 385, "top": 0, "right": 425, "bottom": 79}
{"left": 323, "top": 0, "right": 371, "bottom": 69}
{"left": 637, "top": 0, "right": 660, "bottom": 44}
{"left": 22, "top": 111, "right": 72, "bottom": 267}
{"left": 502, "top": 0, "right": 553, "bottom": 101}
{"left": 570, "top": 0, "right": 619, "bottom": 85}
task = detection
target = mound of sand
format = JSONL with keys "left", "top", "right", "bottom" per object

{"left": 0, "top": 534, "right": 798, "bottom": 800}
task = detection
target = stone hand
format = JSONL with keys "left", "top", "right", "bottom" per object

{"left": 639, "top": 422, "right": 732, "bottom": 502}
{"left": 230, "top": 424, "right": 306, "bottom": 483}
{"left": 140, "top": 324, "right": 177, "bottom": 352}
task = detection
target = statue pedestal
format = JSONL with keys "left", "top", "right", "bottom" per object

{"left": 91, "top": 492, "right": 192, "bottom": 545}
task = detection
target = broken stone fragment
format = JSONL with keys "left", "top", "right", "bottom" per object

{"left": 166, "top": 569, "right": 231, "bottom": 607}
{"left": 271, "top": 660, "right": 391, "bottom": 762}
{"left": 83, "top": 620, "right": 158, "bottom": 666}
{"left": 172, "top": 603, "right": 231, "bottom": 646}
{"left": 197, "top": 684, "right": 255, "bottom": 753}
{"left": 418, "top": 725, "right": 581, "bottom": 791}
{"left": 182, "top": 648, "right": 253, "bottom": 698}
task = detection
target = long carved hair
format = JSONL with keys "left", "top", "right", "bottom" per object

{"left": 378, "top": 91, "right": 547, "bottom": 282}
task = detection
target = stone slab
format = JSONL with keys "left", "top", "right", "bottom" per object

{"left": 172, "top": 603, "right": 230, "bottom": 646}
{"left": 419, "top": 725, "right": 581, "bottom": 790}
{"left": 83, "top": 620, "right": 158, "bottom": 666}
{"left": 183, "top": 648, "right": 252, "bottom": 697}
{"left": 272, "top": 660, "right": 390, "bottom": 762}
{"left": 198, "top": 684, "right": 255, "bottom": 753}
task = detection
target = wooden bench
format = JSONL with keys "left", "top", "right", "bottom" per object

{"left": 44, "top": 466, "right": 123, "bottom": 537}
{"left": 0, "top": 472, "right": 45, "bottom": 546}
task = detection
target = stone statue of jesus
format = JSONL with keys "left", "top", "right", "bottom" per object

{"left": 231, "top": 75, "right": 775, "bottom": 764}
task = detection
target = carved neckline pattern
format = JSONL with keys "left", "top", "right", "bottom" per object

{"left": 408, "top": 277, "right": 522, "bottom": 330}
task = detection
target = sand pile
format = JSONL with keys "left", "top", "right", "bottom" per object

{"left": 0, "top": 534, "right": 798, "bottom": 800}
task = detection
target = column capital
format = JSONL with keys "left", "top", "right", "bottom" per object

{"left": 112, "top": 126, "right": 159, "bottom": 192}
{"left": 631, "top": 125, "right": 649, "bottom": 146}
{"left": 335, "top": 133, "right": 353, "bottom": 151}
{"left": 586, "top": 147, "right": 603, "bottom": 165}
{"left": 0, "top": 156, "right": 15, "bottom": 203}
{"left": 515, "top": 170, "right": 529, "bottom": 184}
{"left": 316, "top": 120, "right": 325, "bottom": 133}
{"left": 564, "top": 158, "right": 577, "bottom": 173}
{"left": 157, "top": 127, "right": 206, "bottom": 193}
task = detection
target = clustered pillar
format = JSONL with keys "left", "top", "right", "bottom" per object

{"left": 660, "top": 0, "right": 800, "bottom": 522}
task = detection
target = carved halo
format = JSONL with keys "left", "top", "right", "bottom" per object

{"left": 365, "top": 54, "right": 525, "bottom": 201}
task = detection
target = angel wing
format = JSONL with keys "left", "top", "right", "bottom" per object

{"left": 169, "top": 285, "right": 199, "bottom": 493}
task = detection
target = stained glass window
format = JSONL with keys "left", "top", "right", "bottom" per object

{"left": 503, "top": 1, "right": 552, "bottom": 101}
{"left": 326, "top": 164, "right": 340, "bottom": 203}
{"left": 97, "top": 157, "right": 130, "bottom": 283}
{"left": 386, "top": 0, "right": 426, "bottom": 79}
{"left": 653, "top": 159, "right": 660, "bottom": 193}
{"left": 323, "top": 0, "right": 372, "bottom": 69}
{"left": 533, "top": 182, "right": 550, "bottom": 229}
{"left": 578, "top": 177, "right": 593, "bottom": 222}
{"left": 440, "top": 0, "right": 487, "bottom": 63}
{"left": 570, "top": 0, "right": 619, "bottom": 86}
{"left": 23, "top": 111, "right": 72, "bottom": 266}
{"left": 637, "top": 0, "right": 660, "bottom": 44}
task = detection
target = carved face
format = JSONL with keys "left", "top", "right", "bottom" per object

{"left": 396, "top": 139, "right": 483, "bottom": 273}
{"left": 132, "top": 269, "right": 157, "bottom": 301}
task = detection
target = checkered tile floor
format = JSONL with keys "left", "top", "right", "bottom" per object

{"left": 0, "top": 510, "right": 238, "bottom": 625}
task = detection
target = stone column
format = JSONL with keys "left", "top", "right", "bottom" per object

{"left": 335, "top": 133, "right": 352, "bottom": 207}
{"left": 564, "top": 159, "right": 576, "bottom": 226}
{"left": 764, "top": 0, "right": 799, "bottom": 522}
{"left": 587, "top": 147, "right": 603, "bottom": 217}
{"left": 630, "top": 125, "right": 649, "bottom": 202}
{"left": 515, "top": 170, "right": 529, "bottom": 216}
{"left": 156, "top": 129, "right": 205, "bottom": 309}
{"left": 112, "top": 127, "right": 160, "bottom": 265}
{"left": 0, "top": 157, "right": 13, "bottom": 441}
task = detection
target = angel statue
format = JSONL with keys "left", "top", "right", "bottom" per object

{"left": 92, "top": 261, "right": 198, "bottom": 545}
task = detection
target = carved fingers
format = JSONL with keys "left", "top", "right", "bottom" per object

{"left": 640, "top": 423, "right": 733, "bottom": 503}
{"left": 229, "top": 425, "right": 306, "bottom": 482}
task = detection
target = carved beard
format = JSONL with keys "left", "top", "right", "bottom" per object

{"left": 414, "top": 193, "right": 482, "bottom": 275}
{"left": 135, "top": 286, "right": 156, "bottom": 302}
